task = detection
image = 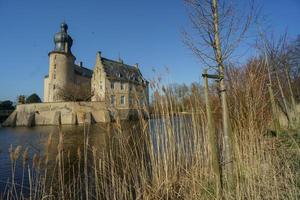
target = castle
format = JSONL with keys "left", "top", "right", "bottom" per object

{"left": 3, "top": 23, "right": 149, "bottom": 127}
{"left": 44, "top": 22, "right": 149, "bottom": 109}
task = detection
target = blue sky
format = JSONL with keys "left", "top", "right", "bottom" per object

{"left": 0, "top": 0, "right": 299, "bottom": 101}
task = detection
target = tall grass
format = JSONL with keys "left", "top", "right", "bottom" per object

{"left": 1, "top": 64, "right": 300, "bottom": 199}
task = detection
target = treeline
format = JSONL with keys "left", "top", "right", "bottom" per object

{"left": 150, "top": 35, "right": 300, "bottom": 127}
{"left": 0, "top": 93, "right": 42, "bottom": 111}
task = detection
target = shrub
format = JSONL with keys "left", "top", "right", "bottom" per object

{"left": 25, "top": 93, "right": 42, "bottom": 104}
{"left": 0, "top": 100, "right": 14, "bottom": 110}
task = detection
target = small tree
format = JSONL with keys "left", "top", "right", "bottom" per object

{"left": 183, "top": 0, "right": 257, "bottom": 193}
{"left": 0, "top": 100, "right": 15, "bottom": 110}
{"left": 56, "top": 83, "right": 91, "bottom": 101}
{"left": 26, "top": 93, "right": 42, "bottom": 104}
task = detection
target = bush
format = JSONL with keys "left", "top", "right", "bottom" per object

{"left": 25, "top": 93, "right": 42, "bottom": 104}
{"left": 0, "top": 100, "right": 14, "bottom": 110}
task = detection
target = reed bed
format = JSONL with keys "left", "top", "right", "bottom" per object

{"left": 1, "top": 66, "right": 299, "bottom": 199}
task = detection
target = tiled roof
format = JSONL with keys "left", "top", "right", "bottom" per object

{"left": 74, "top": 64, "right": 93, "bottom": 78}
{"left": 101, "top": 58, "right": 147, "bottom": 84}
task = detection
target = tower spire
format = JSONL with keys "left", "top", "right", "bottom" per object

{"left": 53, "top": 22, "right": 73, "bottom": 54}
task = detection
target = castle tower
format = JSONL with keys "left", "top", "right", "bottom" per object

{"left": 44, "top": 22, "right": 76, "bottom": 102}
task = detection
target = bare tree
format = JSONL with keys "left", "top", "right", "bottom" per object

{"left": 287, "top": 35, "right": 300, "bottom": 100}
{"left": 183, "top": 0, "right": 257, "bottom": 191}
{"left": 56, "top": 83, "right": 92, "bottom": 102}
{"left": 258, "top": 32, "right": 300, "bottom": 128}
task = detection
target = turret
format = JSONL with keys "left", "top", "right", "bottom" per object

{"left": 53, "top": 22, "right": 73, "bottom": 54}
{"left": 45, "top": 22, "right": 76, "bottom": 102}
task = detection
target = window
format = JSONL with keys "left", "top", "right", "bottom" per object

{"left": 120, "top": 96, "right": 125, "bottom": 105}
{"left": 129, "top": 84, "right": 132, "bottom": 91}
{"left": 118, "top": 73, "right": 123, "bottom": 78}
{"left": 100, "top": 84, "right": 102, "bottom": 90}
{"left": 120, "top": 82, "right": 125, "bottom": 90}
{"left": 129, "top": 96, "right": 133, "bottom": 105}
{"left": 110, "top": 81, "right": 114, "bottom": 89}
{"left": 53, "top": 65, "right": 56, "bottom": 79}
{"left": 111, "top": 95, "right": 115, "bottom": 105}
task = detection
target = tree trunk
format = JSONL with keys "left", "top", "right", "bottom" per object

{"left": 284, "top": 63, "right": 296, "bottom": 109}
{"left": 268, "top": 84, "right": 281, "bottom": 132}
{"left": 211, "top": 0, "right": 234, "bottom": 187}
{"left": 274, "top": 67, "right": 291, "bottom": 126}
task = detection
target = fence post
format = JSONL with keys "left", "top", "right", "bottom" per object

{"left": 203, "top": 69, "right": 222, "bottom": 197}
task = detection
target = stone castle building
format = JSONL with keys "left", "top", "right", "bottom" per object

{"left": 44, "top": 22, "right": 149, "bottom": 109}
{"left": 3, "top": 22, "right": 149, "bottom": 127}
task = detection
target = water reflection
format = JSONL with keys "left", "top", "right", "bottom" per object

{"left": 0, "top": 121, "right": 149, "bottom": 197}
{"left": 0, "top": 116, "right": 200, "bottom": 199}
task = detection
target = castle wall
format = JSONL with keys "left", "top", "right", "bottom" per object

{"left": 105, "top": 79, "right": 149, "bottom": 110}
{"left": 106, "top": 79, "right": 129, "bottom": 109}
{"left": 91, "top": 52, "right": 106, "bottom": 102}
{"left": 2, "top": 102, "right": 110, "bottom": 127}
{"left": 49, "top": 53, "right": 75, "bottom": 86}
{"left": 74, "top": 74, "right": 91, "bottom": 88}
{"left": 44, "top": 77, "right": 49, "bottom": 102}
{"left": 46, "top": 52, "right": 76, "bottom": 102}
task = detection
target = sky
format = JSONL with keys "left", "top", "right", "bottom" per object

{"left": 0, "top": 0, "right": 299, "bottom": 101}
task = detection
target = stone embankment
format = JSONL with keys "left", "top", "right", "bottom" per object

{"left": 2, "top": 102, "right": 111, "bottom": 127}
{"left": 0, "top": 110, "right": 14, "bottom": 123}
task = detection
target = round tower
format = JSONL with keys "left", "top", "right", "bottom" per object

{"left": 47, "top": 22, "right": 76, "bottom": 102}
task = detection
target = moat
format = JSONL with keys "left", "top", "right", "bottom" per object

{"left": 0, "top": 123, "right": 132, "bottom": 193}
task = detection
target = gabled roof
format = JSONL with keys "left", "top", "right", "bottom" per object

{"left": 101, "top": 58, "right": 147, "bottom": 84}
{"left": 74, "top": 64, "right": 93, "bottom": 78}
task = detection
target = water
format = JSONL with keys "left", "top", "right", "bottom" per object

{"left": 0, "top": 124, "right": 113, "bottom": 194}
{"left": 0, "top": 117, "right": 196, "bottom": 198}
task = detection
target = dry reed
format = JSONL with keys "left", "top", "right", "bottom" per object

{"left": 1, "top": 63, "right": 299, "bottom": 200}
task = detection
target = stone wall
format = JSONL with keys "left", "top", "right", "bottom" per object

{"left": 2, "top": 101, "right": 110, "bottom": 127}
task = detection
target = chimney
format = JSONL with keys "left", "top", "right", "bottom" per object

{"left": 79, "top": 61, "right": 83, "bottom": 67}
{"left": 134, "top": 63, "right": 139, "bottom": 69}
{"left": 97, "top": 51, "right": 102, "bottom": 58}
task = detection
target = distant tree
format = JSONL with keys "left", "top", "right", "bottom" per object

{"left": 26, "top": 93, "right": 42, "bottom": 104}
{"left": 17, "top": 95, "right": 26, "bottom": 104}
{"left": 0, "top": 100, "right": 15, "bottom": 110}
